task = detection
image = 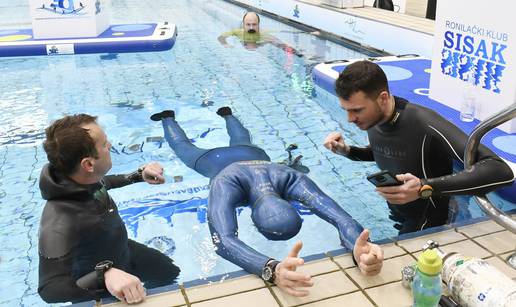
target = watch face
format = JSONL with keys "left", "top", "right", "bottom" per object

{"left": 261, "top": 267, "right": 272, "bottom": 282}
{"left": 421, "top": 189, "right": 432, "bottom": 199}
{"left": 96, "top": 260, "right": 113, "bottom": 270}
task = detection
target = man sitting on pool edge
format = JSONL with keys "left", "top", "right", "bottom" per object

{"left": 151, "top": 107, "right": 384, "bottom": 297}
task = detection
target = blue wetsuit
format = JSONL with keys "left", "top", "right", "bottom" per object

{"left": 161, "top": 114, "right": 270, "bottom": 178}
{"left": 159, "top": 112, "right": 363, "bottom": 276}
{"left": 207, "top": 161, "right": 363, "bottom": 276}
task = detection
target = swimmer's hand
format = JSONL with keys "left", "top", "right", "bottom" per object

{"left": 323, "top": 132, "right": 350, "bottom": 155}
{"left": 141, "top": 162, "right": 165, "bottom": 184}
{"left": 105, "top": 268, "right": 146, "bottom": 304}
{"left": 353, "top": 229, "right": 384, "bottom": 276}
{"left": 275, "top": 241, "right": 314, "bottom": 297}
{"left": 376, "top": 173, "right": 421, "bottom": 204}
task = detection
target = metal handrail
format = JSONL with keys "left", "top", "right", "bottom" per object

{"left": 464, "top": 103, "right": 516, "bottom": 234}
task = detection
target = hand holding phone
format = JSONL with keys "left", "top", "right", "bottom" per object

{"left": 367, "top": 170, "right": 402, "bottom": 187}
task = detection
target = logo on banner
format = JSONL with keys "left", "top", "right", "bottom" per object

{"left": 440, "top": 21, "right": 509, "bottom": 94}
{"left": 37, "top": 0, "right": 86, "bottom": 15}
{"left": 293, "top": 5, "right": 300, "bottom": 18}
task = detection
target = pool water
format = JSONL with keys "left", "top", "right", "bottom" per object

{"left": 0, "top": 0, "right": 514, "bottom": 306}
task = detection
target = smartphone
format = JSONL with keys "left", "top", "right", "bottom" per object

{"left": 367, "top": 170, "right": 402, "bottom": 187}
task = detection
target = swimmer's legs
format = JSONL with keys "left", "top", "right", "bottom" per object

{"left": 151, "top": 110, "right": 208, "bottom": 170}
{"left": 217, "top": 107, "right": 253, "bottom": 146}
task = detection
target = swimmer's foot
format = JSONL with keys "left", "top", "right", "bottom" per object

{"left": 150, "top": 110, "right": 175, "bottom": 121}
{"left": 216, "top": 106, "right": 232, "bottom": 117}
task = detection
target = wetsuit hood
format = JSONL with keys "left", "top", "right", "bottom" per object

{"left": 39, "top": 164, "right": 101, "bottom": 201}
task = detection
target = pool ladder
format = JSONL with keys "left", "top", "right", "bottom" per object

{"left": 463, "top": 102, "right": 516, "bottom": 268}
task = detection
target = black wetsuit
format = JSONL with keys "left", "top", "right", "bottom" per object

{"left": 38, "top": 164, "right": 180, "bottom": 303}
{"left": 345, "top": 97, "right": 514, "bottom": 234}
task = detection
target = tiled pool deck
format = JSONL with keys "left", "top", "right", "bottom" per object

{"left": 92, "top": 214, "right": 516, "bottom": 307}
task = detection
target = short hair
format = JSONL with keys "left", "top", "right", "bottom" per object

{"left": 242, "top": 11, "right": 260, "bottom": 24}
{"left": 335, "top": 60, "right": 390, "bottom": 100}
{"left": 43, "top": 114, "right": 99, "bottom": 176}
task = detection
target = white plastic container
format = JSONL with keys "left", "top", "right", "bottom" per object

{"left": 442, "top": 253, "right": 516, "bottom": 306}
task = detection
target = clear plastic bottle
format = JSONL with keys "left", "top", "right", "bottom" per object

{"left": 412, "top": 249, "right": 443, "bottom": 307}
{"left": 460, "top": 75, "right": 477, "bottom": 122}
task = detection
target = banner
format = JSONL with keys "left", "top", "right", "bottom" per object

{"left": 429, "top": 0, "right": 516, "bottom": 132}
{"left": 29, "top": 0, "right": 111, "bottom": 39}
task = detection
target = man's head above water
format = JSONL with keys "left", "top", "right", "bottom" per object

{"left": 242, "top": 11, "right": 260, "bottom": 33}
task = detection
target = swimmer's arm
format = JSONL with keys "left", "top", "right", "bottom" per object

{"left": 423, "top": 113, "right": 514, "bottom": 196}
{"left": 38, "top": 254, "right": 96, "bottom": 303}
{"left": 217, "top": 31, "right": 234, "bottom": 47}
{"left": 287, "top": 176, "right": 363, "bottom": 251}
{"left": 267, "top": 36, "right": 304, "bottom": 57}
{"left": 346, "top": 145, "right": 375, "bottom": 161}
{"left": 208, "top": 179, "right": 270, "bottom": 276}
{"left": 103, "top": 162, "right": 165, "bottom": 189}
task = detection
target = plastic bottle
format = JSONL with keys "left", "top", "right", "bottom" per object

{"left": 412, "top": 249, "right": 443, "bottom": 307}
{"left": 441, "top": 252, "right": 516, "bottom": 307}
{"left": 460, "top": 75, "right": 477, "bottom": 122}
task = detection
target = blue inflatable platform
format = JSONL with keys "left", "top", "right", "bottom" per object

{"left": 312, "top": 55, "right": 516, "bottom": 203}
{"left": 0, "top": 22, "right": 176, "bottom": 57}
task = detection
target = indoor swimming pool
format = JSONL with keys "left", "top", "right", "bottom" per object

{"left": 0, "top": 0, "right": 514, "bottom": 306}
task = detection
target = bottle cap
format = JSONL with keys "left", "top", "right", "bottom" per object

{"left": 417, "top": 249, "right": 443, "bottom": 275}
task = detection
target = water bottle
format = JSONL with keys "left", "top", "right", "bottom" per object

{"left": 412, "top": 249, "right": 442, "bottom": 307}
{"left": 460, "top": 75, "right": 477, "bottom": 122}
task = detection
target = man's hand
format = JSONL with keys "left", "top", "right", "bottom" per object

{"left": 104, "top": 268, "right": 146, "bottom": 304}
{"left": 323, "top": 132, "right": 349, "bottom": 155}
{"left": 353, "top": 229, "right": 383, "bottom": 276}
{"left": 275, "top": 241, "right": 314, "bottom": 297}
{"left": 376, "top": 173, "right": 421, "bottom": 204}
{"left": 141, "top": 162, "right": 165, "bottom": 184}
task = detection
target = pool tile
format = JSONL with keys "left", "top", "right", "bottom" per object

{"left": 299, "top": 258, "right": 340, "bottom": 276}
{"left": 272, "top": 271, "right": 357, "bottom": 306}
{"left": 332, "top": 253, "right": 355, "bottom": 269}
{"left": 301, "top": 291, "right": 374, "bottom": 307}
{"left": 472, "top": 231, "right": 516, "bottom": 254}
{"left": 382, "top": 242, "right": 407, "bottom": 259}
{"left": 190, "top": 288, "right": 278, "bottom": 307}
{"left": 413, "top": 239, "right": 492, "bottom": 260}
{"left": 186, "top": 275, "right": 266, "bottom": 303}
{"left": 345, "top": 254, "right": 414, "bottom": 289}
{"left": 104, "top": 289, "right": 185, "bottom": 307}
{"left": 485, "top": 256, "right": 516, "bottom": 279}
{"left": 365, "top": 281, "right": 413, "bottom": 307}
{"left": 457, "top": 220, "right": 505, "bottom": 238}
{"left": 396, "top": 230, "right": 466, "bottom": 253}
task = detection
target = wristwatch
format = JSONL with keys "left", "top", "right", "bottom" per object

{"left": 261, "top": 260, "right": 280, "bottom": 283}
{"left": 95, "top": 260, "right": 113, "bottom": 288}
{"left": 419, "top": 184, "right": 434, "bottom": 199}
{"left": 126, "top": 166, "right": 145, "bottom": 183}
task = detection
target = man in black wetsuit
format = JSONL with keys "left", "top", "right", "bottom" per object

{"left": 38, "top": 114, "right": 180, "bottom": 304}
{"left": 323, "top": 60, "right": 514, "bottom": 234}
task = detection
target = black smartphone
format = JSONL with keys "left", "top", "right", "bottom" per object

{"left": 367, "top": 170, "right": 402, "bottom": 187}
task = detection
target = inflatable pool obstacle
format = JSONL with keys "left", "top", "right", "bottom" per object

{"left": 0, "top": 22, "right": 177, "bottom": 57}
{"left": 312, "top": 55, "right": 516, "bottom": 203}
{"left": 0, "top": 0, "right": 177, "bottom": 57}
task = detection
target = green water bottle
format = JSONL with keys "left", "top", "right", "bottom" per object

{"left": 412, "top": 249, "right": 442, "bottom": 307}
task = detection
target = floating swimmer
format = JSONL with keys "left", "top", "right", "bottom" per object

{"left": 151, "top": 107, "right": 384, "bottom": 296}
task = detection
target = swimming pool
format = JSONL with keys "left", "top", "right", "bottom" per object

{"left": 0, "top": 0, "right": 514, "bottom": 306}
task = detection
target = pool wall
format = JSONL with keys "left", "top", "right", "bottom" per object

{"left": 223, "top": 0, "right": 434, "bottom": 57}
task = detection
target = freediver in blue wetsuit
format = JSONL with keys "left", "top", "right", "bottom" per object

{"left": 151, "top": 107, "right": 384, "bottom": 297}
